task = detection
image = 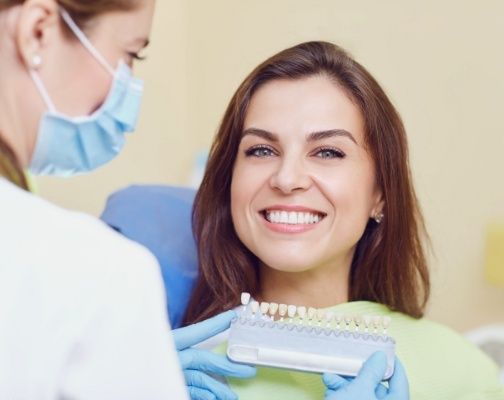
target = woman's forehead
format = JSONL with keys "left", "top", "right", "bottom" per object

{"left": 243, "top": 76, "right": 366, "bottom": 145}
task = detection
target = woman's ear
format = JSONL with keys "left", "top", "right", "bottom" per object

{"left": 371, "top": 189, "right": 385, "bottom": 221}
{"left": 15, "top": 0, "right": 60, "bottom": 70}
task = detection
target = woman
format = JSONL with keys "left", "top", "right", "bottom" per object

{"left": 181, "top": 41, "right": 504, "bottom": 399}
{"left": 0, "top": 0, "right": 188, "bottom": 398}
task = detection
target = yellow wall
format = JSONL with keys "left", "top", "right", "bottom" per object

{"left": 37, "top": 0, "right": 504, "bottom": 332}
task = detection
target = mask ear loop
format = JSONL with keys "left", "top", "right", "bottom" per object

{"left": 59, "top": 8, "right": 115, "bottom": 76}
{"left": 29, "top": 70, "right": 57, "bottom": 113}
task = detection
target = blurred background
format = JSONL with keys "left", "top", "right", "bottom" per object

{"left": 36, "top": 0, "right": 503, "bottom": 333}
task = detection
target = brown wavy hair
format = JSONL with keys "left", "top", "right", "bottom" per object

{"left": 184, "top": 41, "right": 430, "bottom": 325}
{"left": 0, "top": 0, "right": 139, "bottom": 188}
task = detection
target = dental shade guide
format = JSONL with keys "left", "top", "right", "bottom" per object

{"left": 229, "top": 292, "right": 396, "bottom": 378}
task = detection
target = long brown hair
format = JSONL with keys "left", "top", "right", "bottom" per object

{"left": 0, "top": 0, "right": 138, "bottom": 188}
{"left": 185, "top": 41, "right": 430, "bottom": 324}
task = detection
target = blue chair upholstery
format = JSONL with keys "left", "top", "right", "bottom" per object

{"left": 101, "top": 185, "right": 199, "bottom": 328}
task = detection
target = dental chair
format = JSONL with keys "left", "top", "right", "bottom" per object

{"left": 101, "top": 185, "right": 198, "bottom": 328}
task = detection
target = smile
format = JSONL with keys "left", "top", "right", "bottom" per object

{"left": 261, "top": 209, "right": 327, "bottom": 226}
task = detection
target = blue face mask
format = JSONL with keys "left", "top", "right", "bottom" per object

{"left": 29, "top": 9, "right": 144, "bottom": 176}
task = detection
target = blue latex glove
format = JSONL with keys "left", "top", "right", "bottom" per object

{"left": 323, "top": 352, "right": 409, "bottom": 400}
{"left": 173, "top": 310, "right": 256, "bottom": 400}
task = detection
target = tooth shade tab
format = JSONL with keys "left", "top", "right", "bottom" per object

{"left": 264, "top": 209, "right": 325, "bottom": 225}
{"left": 325, "top": 311, "right": 335, "bottom": 327}
{"left": 297, "top": 306, "right": 307, "bottom": 319}
{"left": 236, "top": 294, "right": 391, "bottom": 338}
{"left": 372, "top": 316, "right": 382, "bottom": 332}
{"left": 241, "top": 292, "right": 251, "bottom": 306}
{"left": 250, "top": 301, "right": 259, "bottom": 314}
{"left": 228, "top": 307, "right": 396, "bottom": 377}
{"left": 278, "top": 304, "right": 288, "bottom": 317}
{"left": 269, "top": 302, "right": 279, "bottom": 317}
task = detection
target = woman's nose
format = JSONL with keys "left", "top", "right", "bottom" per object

{"left": 269, "top": 157, "right": 312, "bottom": 194}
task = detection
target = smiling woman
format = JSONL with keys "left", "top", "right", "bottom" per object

{"left": 182, "top": 41, "right": 504, "bottom": 400}
{"left": 186, "top": 41, "right": 429, "bottom": 323}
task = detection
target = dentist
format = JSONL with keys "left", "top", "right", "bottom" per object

{"left": 0, "top": 0, "right": 188, "bottom": 399}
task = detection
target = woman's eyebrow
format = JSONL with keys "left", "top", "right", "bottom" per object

{"left": 242, "top": 128, "right": 357, "bottom": 144}
{"left": 307, "top": 129, "right": 357, "bottom": 144}
{"left": 242, "top": 128, "right": 279, "bottom": 142}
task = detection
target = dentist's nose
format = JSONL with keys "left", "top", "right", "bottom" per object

{"left": 269, "top": 157, "right": 312, "bottom": 194}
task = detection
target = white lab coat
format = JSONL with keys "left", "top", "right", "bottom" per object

{"left": 0, "top": 179, "right": 188, "bottom": 400}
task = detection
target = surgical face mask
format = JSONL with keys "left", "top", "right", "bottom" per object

{"left": 29, "top": 9, "right": 144, "bottom": 176}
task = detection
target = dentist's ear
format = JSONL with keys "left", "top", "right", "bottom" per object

{"left": 15, "top": 0, "right": 60, "bottom": 70}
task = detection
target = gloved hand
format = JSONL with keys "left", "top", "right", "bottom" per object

{"left": 173, "top": 310, "right": 256, "bottom": 400}
{"left": 322, "top": 352, "right": 409, "bottom": 400}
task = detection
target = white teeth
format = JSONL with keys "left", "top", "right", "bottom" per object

{"left": 260, "top": 302, "right": 270, "bottom": 315}
{"left": 265, "top": 210, "right": 324, "bottom": 225}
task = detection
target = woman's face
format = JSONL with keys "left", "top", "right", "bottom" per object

{"left": 231, "top": 75, "right": 382, "bottom": 274}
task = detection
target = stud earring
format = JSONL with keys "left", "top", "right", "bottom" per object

{"left": 373, "top": 211, "right": 384, "bottom": 224}
{"left": 32, "top": 54, "right": 42, "bottom": 69}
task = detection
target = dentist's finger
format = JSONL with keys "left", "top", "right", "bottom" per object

{"left": 185, "top": 370, "right": 238, "bottom": 400}
{"left": 388, "top": 357, "right": 409, "bottom": 398}
{"left": 179, "top": 348, "right": 256, "bottom": 378}
{"left": 322, "top": 372, "right": 350, "bottom": 391}
{"left": 187, "top": 386, "right": 216, "bottom": 400}
{"left": 173, "top": 310, "right": 236, "bottom": 350}
{"left": 353, "top": 352, "right": 388, "bottom": 391}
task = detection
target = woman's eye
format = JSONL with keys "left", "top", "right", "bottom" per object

{"left": 314, "top": 148, "right": 346, "bottom": 159}
{"left": 245, "top": 146, "right": 276, "bottom": 158}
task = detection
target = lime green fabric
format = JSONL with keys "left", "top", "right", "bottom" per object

{"left": 214, "top": 301, "right": 504, "bottom": 400}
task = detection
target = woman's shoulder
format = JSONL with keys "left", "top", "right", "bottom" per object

{"left": 388, "top": 309, "right": 503, "bottom": 396}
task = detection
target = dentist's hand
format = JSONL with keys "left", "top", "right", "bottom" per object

{"left": 323, "top": 352, "right": 409, "bottom": 400}
{"left": 173, "top": 310, "right": 256, "bottom": 400}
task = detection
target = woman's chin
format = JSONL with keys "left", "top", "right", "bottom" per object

{"left": 260, "top": 258, "right": 318, "bottom": 274}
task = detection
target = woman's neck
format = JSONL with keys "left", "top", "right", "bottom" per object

{"left": 258, "top": 255, "right": 352, "bottom": 309}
